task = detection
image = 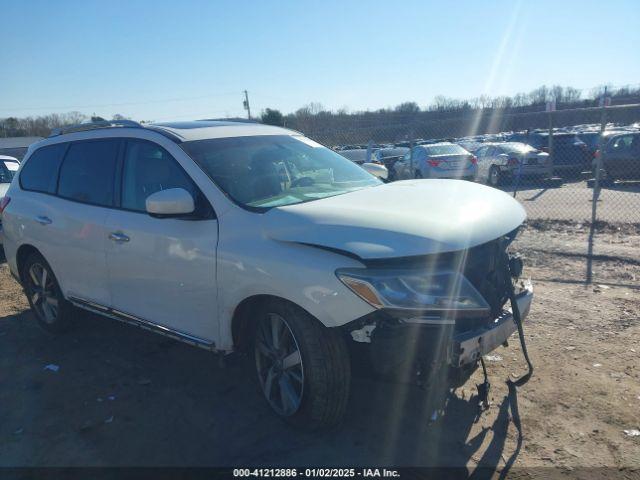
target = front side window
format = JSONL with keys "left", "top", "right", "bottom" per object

{"left": 121, "top": 140, "right": 200, "bottom": 213}
{"left": 475, "top": 146, "right": 488, "bottom": 157}
{"left": 19, "top": 143, "right": 67, "bottom": 193}
{"left": 609, "top": 135, "right": 633, "bottom": 152}
{"left": 181, "top": 135, "right": 380, "bottom": 210}
{"left": 57, "top": 139, "right": 119, "bottom": 207}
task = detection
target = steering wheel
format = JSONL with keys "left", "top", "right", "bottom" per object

{"left": 290, "top": 176, "right": 315, "bottom": 188}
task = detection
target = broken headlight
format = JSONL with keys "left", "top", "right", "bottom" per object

{"left": 336, "top": 268, "right": 490, "bottom": 314}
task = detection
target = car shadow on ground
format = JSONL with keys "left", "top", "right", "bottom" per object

{"left": 0, "top": 308, "right": 523, "bottom": 474}
{"left": 498, "top": 177, "right": 568, "bottom": 202}
{"left": 586, "top": 179, "right": 640, "bottom": 192}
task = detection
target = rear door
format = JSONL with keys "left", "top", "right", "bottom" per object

{"left": 104, "top": 138, "right": 219, "bottom": 343}
{"left": 15, "top": 139, "right": 119, "bottom": 306}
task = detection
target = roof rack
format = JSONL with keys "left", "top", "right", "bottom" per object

{"left": 49, "top": 120, "right": 143, "bottom": 137}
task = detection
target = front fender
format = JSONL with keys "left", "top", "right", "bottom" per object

{"left": 216, "top": 238, "right": 375, "bottom": 351}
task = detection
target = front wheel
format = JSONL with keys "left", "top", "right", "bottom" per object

{"left": 253, "top": 300, "right": 350, "bottom": 430}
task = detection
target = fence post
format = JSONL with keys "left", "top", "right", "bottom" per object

{"left": 586, "top": 100, "right": 608, "bottom": 283}
{"left": 512, "top": 159, "right": 523, "bottom": 198}
{"left": 409, "top": 128, "right": 415, "bottom": 177}
{"left": 547, "top": 111, "right": 554, "bottom": 172}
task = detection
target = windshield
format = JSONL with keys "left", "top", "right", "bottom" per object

{"left": 424, "top": 144, "right": 468, "bottom": 155}
{"left": 181, "top": 135, "right": 381, "bottom": 210}
{"left": 1, "top": 160, "right": 19, "bottom": 183}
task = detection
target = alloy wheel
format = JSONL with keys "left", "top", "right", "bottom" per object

{"left": 27, "top": 263, "right": 58, "bottom": 324}
{"left": 255, "top": 313, "right": 304, "bottom": 416}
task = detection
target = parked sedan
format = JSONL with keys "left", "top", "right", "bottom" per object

{"left": 338, "top": 149, "right": 389, "bottom": 180}
{"left": 475, "top": 142, "right": 552, "bottom": 187}
{"left": 393, "top": 143, "right": 477, "bottom": 181}
{"left": 577, "top": 130, "right": 624, "bottom": 156}
{"left": 595, "top": 132, "right": 640, "bottom": 181}
{"left": 509, "top": 131, "right": 590, "bottom": 177}
{"left": 0, "top": 155, "right": 20, "bottom": 244}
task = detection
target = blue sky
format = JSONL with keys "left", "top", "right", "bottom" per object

{"left": 1, "top": 0, "right": 639, "bottom": 120}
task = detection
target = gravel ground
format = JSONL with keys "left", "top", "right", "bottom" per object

{"left": 0, "top": 225, "right": 639, "bottom": 475}
{"left": 503, "top": 178, "right": 640, "bottom": 224}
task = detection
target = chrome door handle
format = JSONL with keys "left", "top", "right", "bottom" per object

{"left": 36, "top": 215, "right": 52, "bottom": 225}
{"left": 108, "top": 232, "right": 130, "bottom": 243}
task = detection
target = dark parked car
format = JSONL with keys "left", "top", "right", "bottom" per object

{"left": 596, "top": 132, "right": 640, "bottom": 181}
{"left": 508, "top": 131, "right": 591, "bottom": 177}
{"left": 577, "top": 130, "right": 625, "bottom": 156}
{"left": 371, "top": 147, "right": 409, "bottom": 180}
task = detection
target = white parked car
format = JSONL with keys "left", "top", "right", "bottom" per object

{"left": 475, "top": 142, "right": 553, "bottom": 187}
{"left": 0, "top": 155, "right": 20, "bottom": 244}
{"left": 0, "top": 120, "right": 533, "bottom": 428}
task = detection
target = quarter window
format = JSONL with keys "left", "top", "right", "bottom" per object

{"left": 121, "top": 140, "right": 199, "bottom": 213}
{"left": 19, "top": 143, "right": 67, "bottom": 193}
{"left": 57, "top": 139, "right": 120, "bottom": 207}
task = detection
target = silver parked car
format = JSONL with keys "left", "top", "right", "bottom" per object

{"left": 475, "top": 142, "right": 552, "bottom": 187}
{"left": 393, "top": 143, "right": 478, "bottom": 181}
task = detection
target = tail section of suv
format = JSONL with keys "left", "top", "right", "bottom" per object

{"left": 1, "top": 120, "right": 533, "bottom": 429}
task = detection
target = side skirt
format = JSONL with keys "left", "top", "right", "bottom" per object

{"left": 68, "top": 296, "right": 217, "bottom": 352}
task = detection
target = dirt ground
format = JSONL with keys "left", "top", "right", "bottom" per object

{"left": 0, "top": 223, "right": 639, "bottom": 475}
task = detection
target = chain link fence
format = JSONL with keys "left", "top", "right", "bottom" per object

{"left": 297, "top": 103, "right": 640, "bottom": 283}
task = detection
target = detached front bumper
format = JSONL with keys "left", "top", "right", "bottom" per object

{"left": 452, "top": 280, "right": 533, "bottom": 367}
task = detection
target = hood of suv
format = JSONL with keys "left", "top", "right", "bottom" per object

{"left": 265, "top": 179, "right": 526, "bottom": 259}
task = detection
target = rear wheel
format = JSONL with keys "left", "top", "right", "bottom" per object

{"left": 488, "top": 165, "right": 502, "bottom": 187}
{"left": 22, "top": 252, "right": 76, "bottom": 333}
{"left": 253, "top": 299, "right": 350, "bottom": 430}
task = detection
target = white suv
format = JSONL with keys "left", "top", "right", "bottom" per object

{"left": 0, "top": 120, "right": 533, "bottom": 428}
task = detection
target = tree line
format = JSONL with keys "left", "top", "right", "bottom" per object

{"left": 2, "top": 84, "right": 638, "bottom": 139}
{"left": 262, "top": 84, "right": 640, "bottom": 145}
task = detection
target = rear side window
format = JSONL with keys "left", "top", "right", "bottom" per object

{"left": 19, "top": 144, "right": 66, "bottom": 193}
{"left": 58, "top": 139, "right": 120, "bottom": 207}
{"left": 423, "top": 144, "right": 467, "bottom": 156}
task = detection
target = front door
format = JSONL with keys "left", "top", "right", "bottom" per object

{"left": 105, "top": 139, "right": 218, "bottom": 344}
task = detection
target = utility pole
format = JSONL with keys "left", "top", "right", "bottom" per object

{"left": 243, "top": 90, "right": 251, "bottom": 120}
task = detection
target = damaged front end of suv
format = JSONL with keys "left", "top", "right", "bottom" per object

{"left": 338, "top": 229, "right": 533, "bottom": 390}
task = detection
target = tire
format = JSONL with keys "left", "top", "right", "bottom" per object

{"left": 21, "top": 252, "right": 76, "bottom": 333}
{"left": 414, "top": 170, "right": 423, "bottom": 179}
{"left": 253, "top": 299, "right": 350, "bottom": 430}
{"left": 488, "top": 165, "right": 502, "bottom": 187}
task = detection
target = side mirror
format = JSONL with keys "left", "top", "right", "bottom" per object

{"left": 146, "top": 188, "right": 195, "bottom": 216}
